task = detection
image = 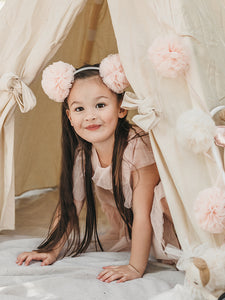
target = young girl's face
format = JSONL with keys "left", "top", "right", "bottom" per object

{"left": 66, "top": 76, "right": 126, "bottom": 149}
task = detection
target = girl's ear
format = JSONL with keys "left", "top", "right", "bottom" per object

{"left": 118, "top": 107, "right": 128, "bottom": 119}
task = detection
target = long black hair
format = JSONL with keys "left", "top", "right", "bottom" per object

{"left": 37, "top": 65, "right": 137, "bottom": 256}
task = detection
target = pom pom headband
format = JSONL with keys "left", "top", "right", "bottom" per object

{"left": 74, "top": 66, "right": 99, "bottom": 74}
{"left": 41, "top": 54, "right": 129, "bottom": 102}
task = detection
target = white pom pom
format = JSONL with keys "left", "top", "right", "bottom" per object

{"left": 176, "top": 109, "right": 216, "bottom": 154}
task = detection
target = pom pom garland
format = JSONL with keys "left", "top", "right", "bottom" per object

{"left": 194, "top": 187, "right": 225, "bottom": 234}
{"left": 148, "top": 36, "right": 189, "bottom": 78}
{"left": 176, "top": 109, "right": 216, "bottom": 154}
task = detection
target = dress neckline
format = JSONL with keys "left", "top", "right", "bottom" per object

{"left": 92, "top": 147, "right": 112, "bottom": 169}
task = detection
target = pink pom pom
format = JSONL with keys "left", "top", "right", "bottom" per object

{"left": 194, "top": 187, "right": 225, "bottom": 234}
{"left": 148, "top": 36, "right": 189, "bottom": 78}
{"left": 41, "top": 61, "right": 75, "bottom": 102}
{"left": 99, "top": 54, "right": 129, "bottom": 93}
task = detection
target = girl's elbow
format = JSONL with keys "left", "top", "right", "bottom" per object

{"left": 133, "top": 213, "right": 151, "bottom": 226}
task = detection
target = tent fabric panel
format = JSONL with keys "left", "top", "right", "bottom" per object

{"left": 14, "top": 0, "right": 118, "bottom": 196}
{"left": 0, "top": 0, "right": 87, "bottom": 231}
{"left": 108, "top": 0, "right": 225, "bottom": 248}
{"left": 0, "top": 0, "right": 87, "bottom": 83}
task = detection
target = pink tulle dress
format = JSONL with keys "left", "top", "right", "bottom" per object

{"left": 72, "top": 128, "right": 179, "bottom": 260}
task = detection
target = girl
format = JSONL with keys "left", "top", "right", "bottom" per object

{"left": 16, "top": 54, "right": 179, "bottom": 283}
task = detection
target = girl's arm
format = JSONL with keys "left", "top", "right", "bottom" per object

{"left": 16, "top": 200, "right": 84, "bottom": 266}
{"left": 97, "top": 163, "right": 159, "bottom": 283}
{"left": 16, "top": 206, "right": 63, "bottom": 266}
{"left": 129, "top": 163, "right": 159, "bottom": 275}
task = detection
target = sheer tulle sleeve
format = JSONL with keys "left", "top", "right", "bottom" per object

{"left": 123, "top": 130, "right": 155, "bottom": 171}
{"left": 72, "top": 150, "right": 85, "bottom": 202}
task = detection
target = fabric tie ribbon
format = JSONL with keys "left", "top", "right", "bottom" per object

{"left": 0, "top": 72, "right": 36, "bottom": 113}
{"left": 121, "top": 92, "right": 161, "bottom": 132}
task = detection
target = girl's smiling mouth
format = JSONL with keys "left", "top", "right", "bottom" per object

{"left": 85, "top": 124, "right": 101, "bottom": 130}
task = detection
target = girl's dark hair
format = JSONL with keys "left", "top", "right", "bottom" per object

{"left": 37, "top": 65, "right": 137, "bottom": 256}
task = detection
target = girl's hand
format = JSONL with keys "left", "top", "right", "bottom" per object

{"left": 16, "top": 251, "right": 57, "bottom": 266}
{"left": 97, "top": 264, "right": 142, "bottom": 283}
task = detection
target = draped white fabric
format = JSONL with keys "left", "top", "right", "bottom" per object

{"left": 1, "top": 0, "right": 225, "bottom": 249}
{"left": 0, "top": 0, "right": 86, "bottom": 230}
{"left": 108, "top": 0, "right": 225, "bottom": 248}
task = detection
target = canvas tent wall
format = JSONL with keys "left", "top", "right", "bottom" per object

{"left": 0, "top": 0, "right": 225, "bottom": 250}
{"left": 14, "top": 0, "right": 118, "bottom": 197}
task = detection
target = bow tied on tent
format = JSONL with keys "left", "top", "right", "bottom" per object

{"left": 121, "top": 91, "right": 161, "bottom": 132}
{"left": 0, "top": 73, "right": 36, "bottom": 113}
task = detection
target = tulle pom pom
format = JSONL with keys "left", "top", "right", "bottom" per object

{"left": 99, "top": 54, "right": 129, "bottom": 93}
{"left": 194, "top": 187, "right": 225, "bottom": 233}
{"left": 148, "top": 36, "right": 189, "bottom": 78}
{"left": 41, "top": 61, "right": 75, "bottom": 102}
{"left": 176, "top": 109, "right": 216, "bottom": 154}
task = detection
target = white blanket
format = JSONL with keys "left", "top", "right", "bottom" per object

{"left": 0, "top": 238, "right": 184, "bottom": 300}
{"left": 0, "top": 190, "right": 186, "bottom": 299}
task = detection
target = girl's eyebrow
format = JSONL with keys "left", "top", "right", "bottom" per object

{"left": 70, "top": 100, "right": 82, "bottom": 107}
{"left": 70, "top": 95, "right": 109, "bottom": 107}
{"left": 95, "top": 95, "right": 109, "bottom": 100}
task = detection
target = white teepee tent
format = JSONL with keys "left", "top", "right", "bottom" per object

{"left": 0, "top": 0, "right": 225, "bottom": 252}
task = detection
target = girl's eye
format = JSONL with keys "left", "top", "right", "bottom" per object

{"left": 96, "top": 103, "right": 105, "bottom": 109}
{"left": 75, "top": 107, "right": 84, "bottom": 112}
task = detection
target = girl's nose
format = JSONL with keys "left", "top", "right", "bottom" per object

{"left": 85, "top": 110, "right": 96, "bottom": 121}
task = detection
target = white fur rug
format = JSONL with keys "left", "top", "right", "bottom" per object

{"left": 0, "top": 189, "right": 185, "bottom": 300}
{"left": 0, "top": 238, "right": 184, "bottom": 300}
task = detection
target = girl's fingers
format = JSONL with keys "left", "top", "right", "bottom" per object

{"left": 97, "top": 265, "right": 141, "bottom": 283}
{"left": 41, "top": 257, "right": 49, "bottom": 266}
{"left": 97, "top": 267, "right": 125, "bottom": 283}
{"left": 98, "top": 270, "right": 114, "bottom": 281}
{"left": 24, "top": 254, "right": 40, "bottom": 266}
{"left": 97, "top": 268, "right": 111, "bottom": 279}
{"left": 41, "top": 256, "right": 54, "bottom": 266}
{"left": 105, "top": 273, "right": 124, "bottom": 283}
{"left": 116, "top": 277, "right": 126, "bottom": 283}
{"left": 98, "top": 265, "right": 118, "bottom": 277}
{"left": 16, "top": 253, "right": 25, "bottom": 263}
{"left": 26, "top": 253, "right": 53, "bottom": 266}
{"left": 16, "top": 252, "right": 52, "bottom": 266}
{"left": 102, "top": 265, "right": 117, "bottom": 270}
{"left": 16, "top": 253, "right": 29, "bottom": 265}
